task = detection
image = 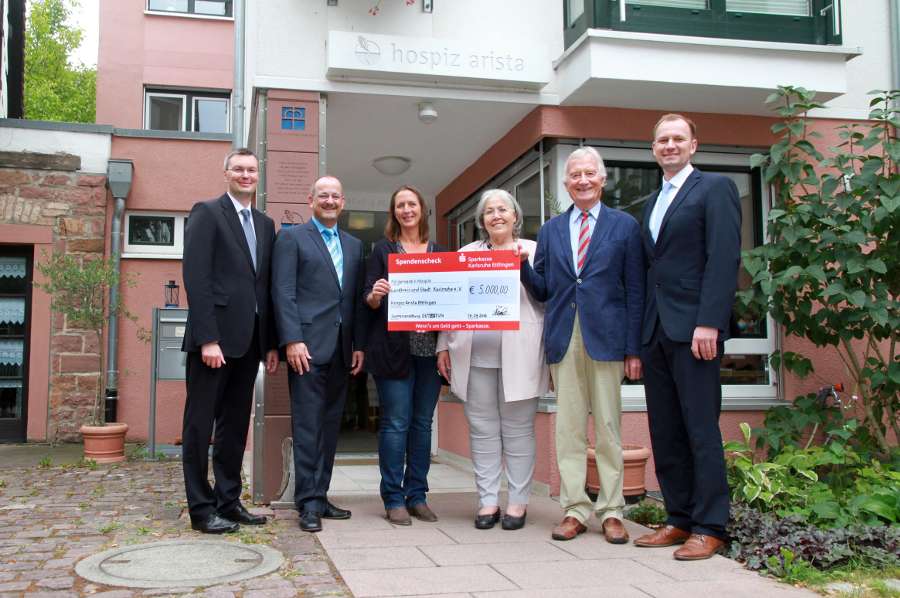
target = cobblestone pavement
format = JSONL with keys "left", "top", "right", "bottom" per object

{"left": 0, "top": 458, "right": 352, "bottom": 597}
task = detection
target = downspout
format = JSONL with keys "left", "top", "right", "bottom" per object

{"left": 891, "top": 1, "right": 900, "bottom": 96}
{"left": 232, "top": 0, "right": 246, "bottom": 148}
{"left": 104, "top": 159, "right": 134, "bottom": 423}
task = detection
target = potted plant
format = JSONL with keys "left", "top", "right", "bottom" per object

{"left": 35, "top": 253, "right": 137, "bottom": 462}
{"left": 586, "top": 444, "right": 652, "bottom": 500}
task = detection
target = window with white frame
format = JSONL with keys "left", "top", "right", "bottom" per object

{"left": 146, "top": 0, "right": 232, "bottom": 17}
{"left": 123, "top": 212, "right": 188, "bottom": 258}
{"left": 144, "top": 89, "right": 230, "bottom": 133}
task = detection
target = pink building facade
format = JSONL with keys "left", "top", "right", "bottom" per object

{"left": 3, "top": 0, "right": 895, "bottom": 502}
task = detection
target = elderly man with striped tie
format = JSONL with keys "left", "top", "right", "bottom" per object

{"left": 520, "top": 146, "right": 644, "bottom": 543}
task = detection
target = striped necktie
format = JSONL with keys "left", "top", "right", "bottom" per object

{"left": 324, "top": 228, "right": 343, "bottom": 288}
{"left": 239, "top": 208, "right": 257, "bottom": 271}
{"left": 577, "top": 210, "right": 590, "bottom": 272}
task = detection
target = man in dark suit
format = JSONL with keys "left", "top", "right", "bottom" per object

{"left": 633, "top": 114, "right": 741, "bottom": 560}
{"left": 272, "top": 175, "right": 366, "bottom": 533}
{"left": 181, "top": 148, "right": 279, "bottom": 534}
{"left": 521, "top": 147, "right": 644, "bottom": 544}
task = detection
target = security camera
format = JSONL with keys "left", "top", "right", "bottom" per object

{"left": 418, "top": 102, "right": 438, "bottom": 124}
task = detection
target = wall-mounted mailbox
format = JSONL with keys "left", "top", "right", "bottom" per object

{"left": 155, "top": 309, "right": 189, "bottom": 380}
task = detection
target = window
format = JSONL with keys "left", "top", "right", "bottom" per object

{"left": 564, "top": 0, "right": 841, "bottom": 47}
{"left": 147, "top": 0, "right": 232, "bottom": 17}
{"left": 123, "top": 212, "right": 188, "bottom": 258}
{"left": 281, "top": 106, "right": 306, "bottom": 131}
{"left": 144, "top": 89, "right": 230, "bottom": 133}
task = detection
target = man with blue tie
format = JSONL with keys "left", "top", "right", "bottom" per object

{"left": 272, "top": 175, "right": 366, "bottom": 532}
{"left": 181, "top": 148, "right": 279, "bottom": 534}
{"left": 521, "top": 147, "right": 644, "bottom": 543}
{"left": 633, "top": 114, "right": 741, "bottom": 560}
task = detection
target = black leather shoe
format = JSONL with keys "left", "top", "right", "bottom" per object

{"left": 299, "top": 511, "right": 323, "bottom": 532}
{"left": 191, "top": 513, "right": 239, "bottom": 534}
{"left": 220, "top": 504, "right": 267, "bottom": 525}
{"left": 501, "top": 510, "right": 527, "bottom": 530}
{"left": 474, "top": 509, "right": 501, "bottom": 530}
{"left": 322, "top": 501, "right": 352, "bottom": 520}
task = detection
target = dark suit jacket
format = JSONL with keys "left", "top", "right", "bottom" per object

{"left": 640, "top": 168, "right": 742, "bottom": 345}
{"left": 521, "top": 204, "right": 644, "bottom": 364}
{"left": 271, "top": 220, "right": 367, "bottom": 365}
{"left": 182, "top": 193, "right": 277, "bottom": 357}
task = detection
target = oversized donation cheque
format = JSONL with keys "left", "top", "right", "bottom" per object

{"left": 387, "top": 251, "right": 520, "bottom": 332}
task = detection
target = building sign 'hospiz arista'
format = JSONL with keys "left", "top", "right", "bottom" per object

{"left": 326, "top": 31, "right": 551, "bottom": 89}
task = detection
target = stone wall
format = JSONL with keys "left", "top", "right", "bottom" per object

{"left": 0, "top": 151, "right": 109, "bottom": 441}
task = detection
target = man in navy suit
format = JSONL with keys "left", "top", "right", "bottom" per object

{"left": 633, "top": 114, "right": 741, "bottom": 560}
{"left": 181, "top": 148, "right": 279, "bottom": 534}
{"left": 521, "top": 147, "right": 644, "bottom": 543}
{"left": 272, "top": 175, "right": 366, "bottom": 533}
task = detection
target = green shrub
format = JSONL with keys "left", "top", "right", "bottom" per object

{"left": 725, "top": 422, "right": 899, "bottom": 528}
{"left": 625, "top": 501, "right": 667, "bottom": 527}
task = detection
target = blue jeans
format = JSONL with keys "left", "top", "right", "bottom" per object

{"left": 374, "top": 355, "right": 442, "bottom": 510}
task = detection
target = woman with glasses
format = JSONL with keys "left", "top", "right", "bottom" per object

{"left": 364, "top": 185, "right": 446, "bottom": 526}
{"left": 437, "top": 189, "right": 549, "bottom": 530}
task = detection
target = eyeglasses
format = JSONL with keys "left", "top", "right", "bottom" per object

{"left": 228, "top": 167, "right": 259, "bottom": 175}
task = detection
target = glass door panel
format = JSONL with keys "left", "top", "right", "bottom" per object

{"left": 0, "top": 251, "right": 30, "bottom": 443}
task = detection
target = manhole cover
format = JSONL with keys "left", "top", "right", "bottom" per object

{"left": 75, "top": 540, "right": 284, "bottom": 588}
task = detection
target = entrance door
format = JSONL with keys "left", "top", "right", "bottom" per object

{"left": 0, "top": 248, "right": 31, "bottom": 443}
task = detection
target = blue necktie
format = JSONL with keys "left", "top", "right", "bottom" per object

{"left": 649, "top": 181, "right": 675, "bottom": 243}
{"left": 325, "top": 228, "right": 343, "bottom": 288}
{"left": 240, "top": 208, "right": 257, "bottom": 270}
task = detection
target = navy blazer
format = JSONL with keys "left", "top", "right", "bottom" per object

{"left": 521, "top": 204, "right": 644, "bottom": 364}
{"left": 640, "top": 168, "right": 742, "bottom": 345}
{"left": 271, "top": 220, "right": 367, "bottom": 366}
{"left": 182, "top": 194, "right": 277, "bottom": 358}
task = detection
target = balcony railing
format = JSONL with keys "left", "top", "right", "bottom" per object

{"left": 564, "top": 0, "right": 842, "bottom": 48}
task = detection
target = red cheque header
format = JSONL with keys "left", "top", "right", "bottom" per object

{"left": 388, "top": 250, "right": 519, "bottom": 273}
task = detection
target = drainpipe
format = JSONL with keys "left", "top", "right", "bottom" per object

{"left": 105, "top": 159, "right": 134, "bottom": 424}
{"left": 891, "top": 1, "right": 900, "bottom": 96}
{"left": 232, "top": 0, "right": 246, "bottom": 148}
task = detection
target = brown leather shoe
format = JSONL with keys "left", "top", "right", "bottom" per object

{"left": 409, "top": 503, "right": 438, "bottom": 522}
{"left": 634, "top": 525, "right": 690, "bottom": 547}
{"left": 673, "top": 533, "right": 725, "bottom": 561}
{"left": 551, "top": 516, "right": 587, "bottom": 541}
{"left": 601, "top": 517, "right": 629, "bottom": 544}
{"left": 385, "top": 507, "right": 412, "bottom": 526}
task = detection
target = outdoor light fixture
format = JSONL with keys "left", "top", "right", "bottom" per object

{"left": 164, "top": 280, "right": 180, "bottom": 308}
{"left": 418, "top": 101, "right": 438, "bottom": 124}
{"left": 372, "top": 156, "right": 412, "bottom": 175}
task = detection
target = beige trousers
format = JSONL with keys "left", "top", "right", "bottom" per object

{"left": 551, "top": 313, "right": 625, "bottom": 524}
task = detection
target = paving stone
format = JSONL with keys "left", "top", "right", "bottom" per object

{"left": 0, "top": 581, "right": 31, "bottom": 591}
{"left": 36, "top": 575, "right": 74, "bottom": 589}
{"left": 44, "top": 558, "right": 77, "bottom": 569}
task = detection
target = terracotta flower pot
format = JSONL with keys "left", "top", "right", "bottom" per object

{"left": 80, "top": 422, "right": 129, "bottom": 463}
{"left": 586, "top": 444, "right": 651, "bottom": 497}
